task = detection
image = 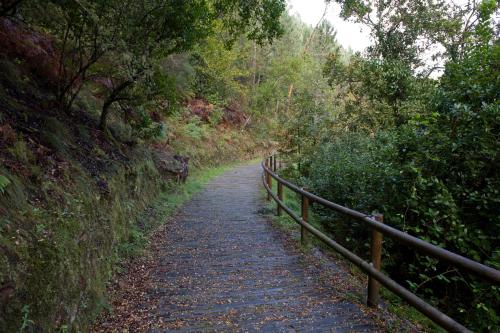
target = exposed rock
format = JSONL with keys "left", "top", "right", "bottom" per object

{"left": 153, "top": 149, "right": 189, "bottom": 182}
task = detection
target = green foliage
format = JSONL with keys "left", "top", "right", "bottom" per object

{"left": 323, "top": 51, "right": 432, "bottom": 132}
{"left": 161, "top": 54, "right": 197, "bottom": 100}
{"left": 332, "top": 0, "right": 463, "bottom": 70}
{"left": 135, "top": 110, "right": 167, "bottom": 140}
{"left": 0, "top": 175, "right": 10, "bottom": 193}
{"left": 7, "top": 140, "right": 33, "bottom": 164}
{"left": 39, "top": 117, "right": 72, "bottom": 153}
{"left": 190, "top": 28, "right": 251, "bottom": 105}
{"left": 300, "top": 115, "right": 499, "bottom": 329}
{"left": 18, "top": 305, "right": 33, "bottom": 333}
{"left": 208, "top": 106, "right": 225, "bottom": 125}
{"left": 183, "top": 118, "right": 209, "bottom": 141}
{"left": 17, "top": 0, "right": 286, "bottom": 129}
{"left": 0, "top": 1, "right": 279, "bottom": 331}
{"left": 281, "top": 0, "right": 500, "bottom": 330}
{"left": 214, "top": 0, "right": 286, "bottom": 45}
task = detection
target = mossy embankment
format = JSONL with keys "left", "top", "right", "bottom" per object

{"left": 0, "top": 53, "right": 264, "bottom": 332}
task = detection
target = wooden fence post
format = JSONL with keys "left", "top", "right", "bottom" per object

{"left": 273, "top": 155, "right": 277, "bottom": 172}
{"left": 266, "top": 159, "right": 272, "bottom": 201}
{"left": 301, "top": 190, "right": 309, "bottom": 246}
{"left": 367, "top": 213, "right": 384, "bottom": 307}
{"left": 277, "top": 181, "right": 283, "bottom": 216}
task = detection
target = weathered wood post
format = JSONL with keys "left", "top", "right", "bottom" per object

{"left": 273, "top": 155, "right": 277, "bottom": 172}
{"left": 266, "top": 158, "right": 272, "bottom": 201}
{"left": 301, "top": 189, "right": 309, "bottom": 246}
{"left": 367, "top": 213, "right": 384, "bottom": 307}
{"left": 277, "top": 181, "right": 283, "bottom": 216}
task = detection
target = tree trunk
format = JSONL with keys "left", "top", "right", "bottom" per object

{"left": 99, "top": 80, "right": 133, "bottom": 130}
{"left": 99, "top": 100, "right": 113, "bottom": 130}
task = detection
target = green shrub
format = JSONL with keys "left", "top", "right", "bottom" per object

{"left": 0, "top": 175, "right": 10, "bottom": 193}
{"left": 7, "top": 140, "right": 33, "bottom": 164}
{"left": 208, "top": 106, "right": 224, "bottom": 125}
{"left": 283, "top": 5, "right": 500, "bottom": 329}
{"left": 39, "top": 117, "right": 72, "bottom": 153}
{"left": 294, "top": 119, "right": 499, "bottom": 330}
{"left": 182, "top": 118, "right": 208, "bottom": 140}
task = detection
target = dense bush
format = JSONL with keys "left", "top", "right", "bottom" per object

{"left": 282, "top": 0, "right": 499, "bottom": 329}
{"left": 302, "top": 117, "right": 499, "bottom": 328}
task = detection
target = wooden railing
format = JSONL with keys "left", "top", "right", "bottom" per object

{"left": 262, "top": 155, "right": 500, "bottom": 333}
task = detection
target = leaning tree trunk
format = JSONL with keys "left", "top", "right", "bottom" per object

{"left": 99, "top": 80, "right": 133, "bottom": 130}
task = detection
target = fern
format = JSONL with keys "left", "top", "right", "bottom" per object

{"left": 0, "top": 175, "right": 10, "bottom": 193}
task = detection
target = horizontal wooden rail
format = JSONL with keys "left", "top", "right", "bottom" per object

{"left": 262, "top": 155, "right": 500, "bottom": 333}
